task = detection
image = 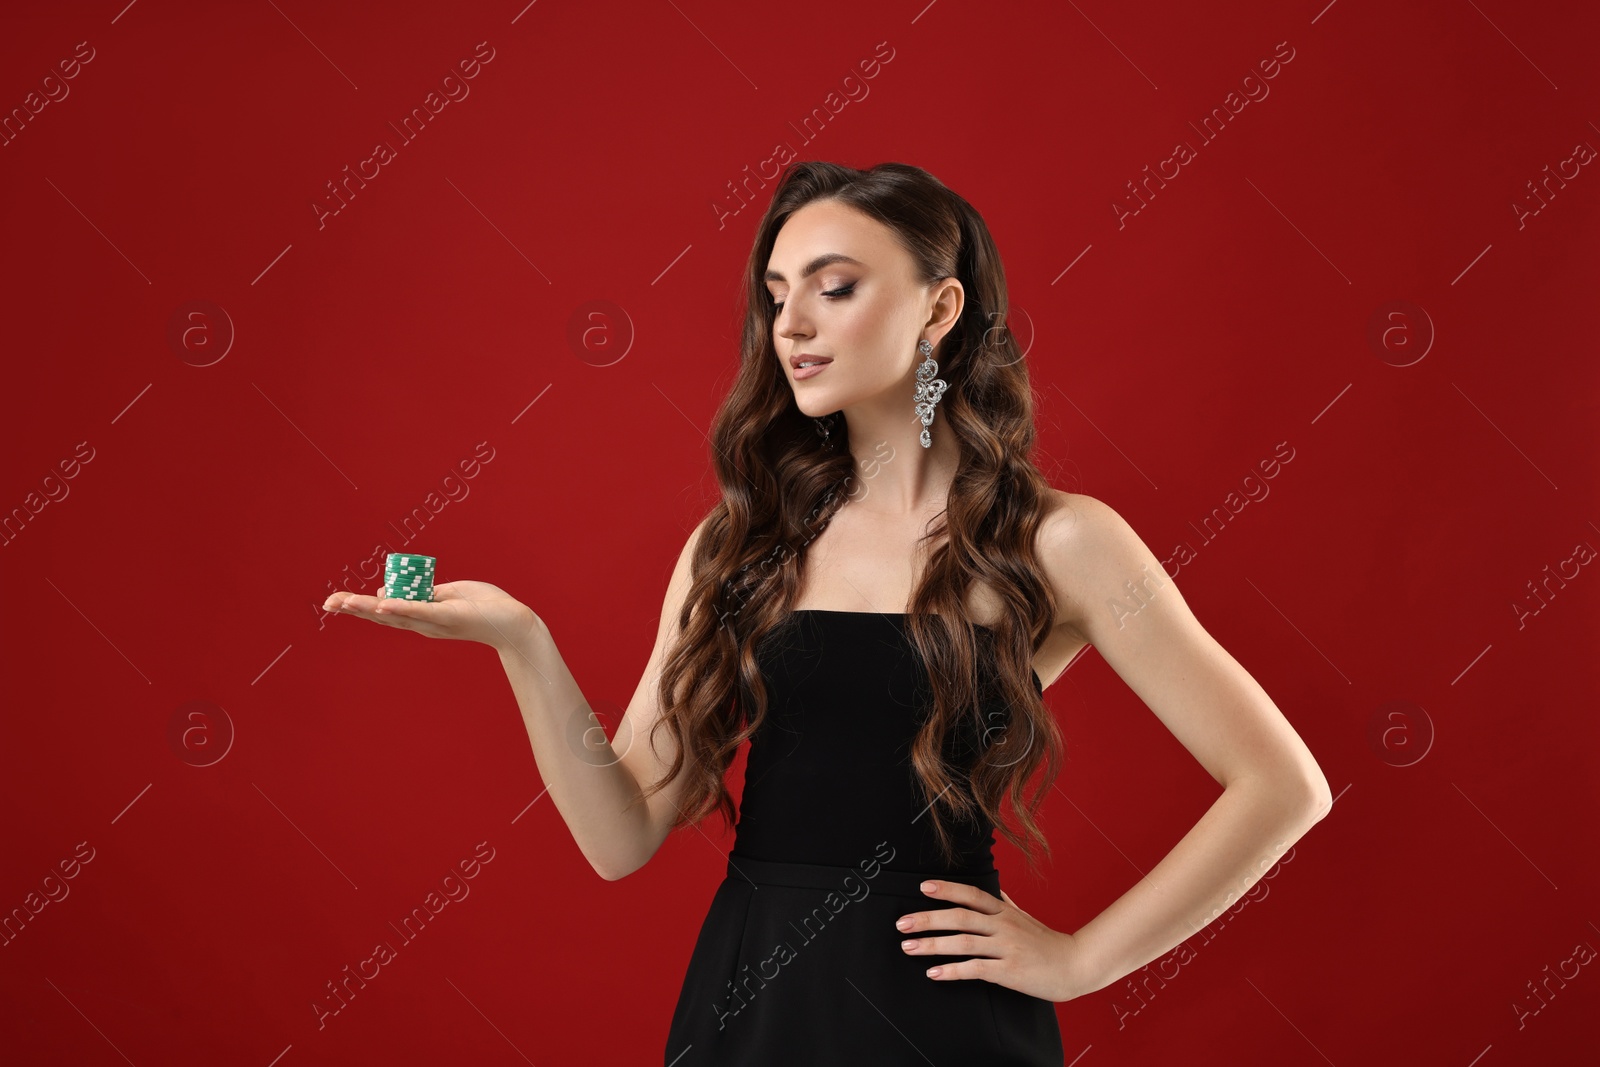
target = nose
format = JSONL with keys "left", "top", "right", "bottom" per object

{"left": 774, "top": 302, "right": 809, "bottom": 343}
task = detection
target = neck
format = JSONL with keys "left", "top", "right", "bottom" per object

{"left": 837, "top": 404, "right": 959, "bottom": 517}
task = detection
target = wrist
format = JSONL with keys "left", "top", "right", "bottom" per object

{"left": 493, "top": 606, "right": 544, "bottom": 656}
{"left": 1058, "top": 928, "right": 1109, "bottom": 1001}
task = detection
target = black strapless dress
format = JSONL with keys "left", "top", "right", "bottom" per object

{"left": 663, "top": 610, "right": 1065, "bottom": 1066}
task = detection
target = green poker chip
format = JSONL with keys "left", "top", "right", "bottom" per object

{"left": 383, "top": 553, "right": 437, "bottom": 601}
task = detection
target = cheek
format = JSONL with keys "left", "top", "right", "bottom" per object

{"left": 838, "top": 301, "right": 900, "bottom": 358}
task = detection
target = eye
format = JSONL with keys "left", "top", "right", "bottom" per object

{"left": 772, "top": 284, "right": 854, "bottom": 315}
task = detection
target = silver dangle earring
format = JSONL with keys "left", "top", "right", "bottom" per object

{"left": 912, "top": 338, "right": 947, "bottom": 449}
{"left": 813, "top": 412, "right": 837, "bottom": 450}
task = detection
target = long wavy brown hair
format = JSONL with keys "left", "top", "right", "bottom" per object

{"left": 637, "top": 160, "right": 1066, "bottom": 876}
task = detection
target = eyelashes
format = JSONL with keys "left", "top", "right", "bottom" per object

{"left": 772, "top": 284, "right": 855, "bottom": 315}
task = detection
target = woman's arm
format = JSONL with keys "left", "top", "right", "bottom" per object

{"left": 1066, "top": 775, "right": 1328, "bottom": 996}
{"left": 494, "top": 617, "right": 661, "bottom": 881}
{"left": 1040, "top": 492, "right": 1334, "bottom": 996}
{"left": 496, "top": 518, "right": 708, "bottom": 881}
{"left": 327, "top": 522, "right": 710, "bottom": 882}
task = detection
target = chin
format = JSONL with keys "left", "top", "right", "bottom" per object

{"left": 794, "top": 393, "right": 833, "bottom": 418}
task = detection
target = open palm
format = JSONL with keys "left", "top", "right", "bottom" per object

{"left": 324, "top": 580, "right": 537, "bottom": 651}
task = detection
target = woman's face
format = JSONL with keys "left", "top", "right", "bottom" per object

{"left": 765, "top": 199, "right": 948, "bottom": 418}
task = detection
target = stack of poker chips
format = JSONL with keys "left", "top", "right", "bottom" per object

{"left": 383, "top": 553, "right": 436, "bottom": 601}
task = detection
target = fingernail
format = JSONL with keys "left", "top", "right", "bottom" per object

{"left": 921, "top": 881, "right": 936, "bottom": 893}
{"left": 896, "top": 918, "right": 911, "bottom": 930}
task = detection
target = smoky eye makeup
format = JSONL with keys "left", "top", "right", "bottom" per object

{"left": 769, "top": 280, "right": 858, "bottom": 312}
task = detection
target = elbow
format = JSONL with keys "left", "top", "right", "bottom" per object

{"left": 581, "top": 826, "right": 657, "bottom": 882}
{"left": 1264, "top": 749, "right": 1335, "bottom": 825}
{"left": 591, "top": 852, "right": 648, "bottom": 882}
{"left": 1298, "top": 770, "right": 1334, "bottom": 824}
{"left": 578, "top": 841, "right": 615, "bottom": 881}
{"left": 1230, "top": 768, "right": 1333, "bottom": 827}
{"left": 588, "top": 812, "right": 668, "bottom": 881}
{"left": 590, "top": 857, "right": 632, "bottom": 882}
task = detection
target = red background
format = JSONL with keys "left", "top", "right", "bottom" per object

{"left": 3, "top": 0, "right": 1597, "bottom": 1063}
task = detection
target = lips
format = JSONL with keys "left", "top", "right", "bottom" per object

{"left": 789, "top": 354, "right": 832, "bottom": 370}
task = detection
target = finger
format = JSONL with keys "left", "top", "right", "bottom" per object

{"left": 997, "top": 888, "right": 1036, "bottom": 920}
{"left": 372, "top": 597, "right": 446, "bottom": 620}
{"left": 921, "top": 879, "right": 1003, "bottom": 915}
{"left": 339, "top": 594, "right": 384, "bottom": 614}
{"left": 430, "top": 582, "right": 462, "bottom": 600}
{"left": 356, "top": 600, "right": 437, "bottom": 634}
{"left": 897, "top": 906, "right": 995, "bottom": 936}
{"left": 901, "top": 932, "right": 1000, "bottom": 960}
{"left": 924, "top": 956, "right": 998, "bottom": 982}
{"left": 321, "top": 595, "right": 402, "bottom": 632}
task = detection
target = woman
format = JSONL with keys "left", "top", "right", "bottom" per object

{"left": 324, "top": 161, "right": 1333, "bottom": 1065}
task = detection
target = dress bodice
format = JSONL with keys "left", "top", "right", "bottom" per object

{"left": 731, "top": 610, "right": 1042, "bottom": 875}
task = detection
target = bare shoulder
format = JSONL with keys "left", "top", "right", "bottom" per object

{"left": 1032, "top": 491, "right": 1332, "bottom": 805}
{"left": 1034, "top": 489, "right": 1161, "bottom": 645}
{"left": 1036, "top": 489, "right": 1127, "bottom": 550}
{"left": 667, "top": 513, "right": 715, "bottom": 622}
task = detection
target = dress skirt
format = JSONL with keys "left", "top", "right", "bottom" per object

{"left": 664, "top": 853, "right": 1065, "bottom": 1066}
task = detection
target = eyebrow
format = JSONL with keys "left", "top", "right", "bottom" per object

{"left": 764, "top": 252, "right": 864, "bottom": 284}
